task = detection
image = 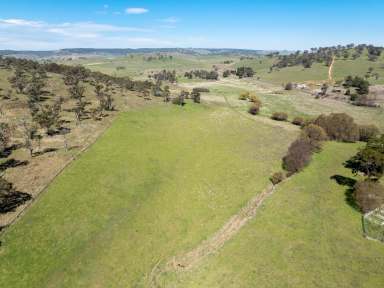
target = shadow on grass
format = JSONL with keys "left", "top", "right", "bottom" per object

{"left": 0, "top": 159, "right": 29, "bottom": 172}
{"left": 330, "top": 174, "right": 360, "bottom": 211}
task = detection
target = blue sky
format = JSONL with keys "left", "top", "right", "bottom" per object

{"left": 0, "top": 0, "right": 383, "bottom": 50}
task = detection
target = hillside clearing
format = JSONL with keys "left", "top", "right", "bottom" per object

{"left": 0, "top": 103, "right": 296, "bottom": 287}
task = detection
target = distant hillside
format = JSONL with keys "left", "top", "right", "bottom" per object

{"left": 0, "top": 48, "right": 285, "bottom": 59}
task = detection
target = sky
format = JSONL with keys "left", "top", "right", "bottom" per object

{"left": 0, "top": 0, "right": 383, "bottom": 50}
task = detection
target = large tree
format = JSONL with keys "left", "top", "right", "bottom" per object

{"left": 345, "top": 135, "right": 384, "bottom": 179}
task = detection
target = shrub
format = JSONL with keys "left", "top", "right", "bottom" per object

{"left": 239, "top": 91, "right": 249, "bottom": 100}
{"left": 359, "top": 125, "right": 379, "bottom": 142}
{"left": 193, "top": 87, "right": 210, "bottom": 93}
{"left": 270, "top": 172, "right": 285, "bottom": 185}
{"left": 271, "top": 112, "right": 288, "bottom": 121}
{"left": 284, "top": 82, "right": 293, "bottom": 90}
{"left": 301, "top": 124, "right": 328, "bottom": 149}
{"left": 248, "top": 103, "right": 261, "bottom": 115}
{"left": 283, "top": 137, "right": 315, "bottom": 175}
{"left": 313, "top": 113, "right": 359, "bottom": 142}
{"left": 354, "top": 180, "right": 384, "bottom": 213}
{"left": 292, "top": 117, "right": 305, "bottom": 126}
{"left": 248, "top": 93, "right": 260, "bottom": 103}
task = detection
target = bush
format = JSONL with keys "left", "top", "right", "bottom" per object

{"left": 193, "top": 87, "right": 210, "bottom": 93}
{"left": 301, "top": 124, "right": 328, "bottom": 149}
{"left": 271, "top": 112, "right": 288, "bottom": 121}
{"left": 270, "top": 172, "right": 285, "bottom": 185}
{"left": 248, "top": 93, "right": 260, "bottom": 103}
{"left": 354, "top": 180, "right": 384, "bottom": 213}
{"left": 284, "top": 82, "right": 293, "bottom": 90}
{"left": 239, "top": 91, "right": 249, "bottom": 100}
{"left": 359, "top": 125, "right": 379, "bottom": 142}
{"left": 292, "top": 117, "right": 305, "bottom": 126}
{"left": 283, "top": 137, "right": 315, "bottom": 175}
{"left": 248, "top": 103, "right": 261, "bottom": 115}
{"left": 313, "top": 113, "right": 359, "bottom": 142}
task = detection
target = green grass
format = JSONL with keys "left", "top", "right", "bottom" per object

{"left": 161, "top": 142, "right": 384, "bottom": 287}
{"left": 234, "top": 54, "right": 384, "bottom": 85}
{"left": 0, "top": 103, "right": 296, "bottom": 287}
{"left": 206, "top": 84, "right": 384, "bottom": 129}
{"left": 63, "top": 54, "right": 231, "bottom": 79}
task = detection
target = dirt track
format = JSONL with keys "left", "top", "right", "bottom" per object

{"left": 148, "top": 183, "right": 279, "bottom": 287}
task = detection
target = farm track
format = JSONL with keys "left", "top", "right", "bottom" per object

{"left": 328, "top": 56, "right": 335, "bottom": 84}
{"left": 148, "top": 183, "right": 278, "bottom": 287}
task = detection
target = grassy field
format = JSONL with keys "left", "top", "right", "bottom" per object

{"left": 63, "top": 54, "right": 232, "bottom": 79}
{"left": 160, "top": 142, "right": 384, "bottom": 287}
{"left": 0, "top": 103, "right": 297, "bottom": 287}
{"left": 234, "top": 53, "right": 384, "bottom": 85}
{"left": 184, "top": 81, "right": 384, "bottom": 130}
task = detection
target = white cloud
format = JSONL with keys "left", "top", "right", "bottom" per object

{"left": 160, "top": 17, "right": 180, "bottom": 23}
{"left": 0, "top": 18, "right": 157, "bottom": 50}
{"left": 103, "top": 4, "right": 109, "bottom": 9}
{"left": 0, "top": 18, "right": 43, "bottom": 27}
{"left": 125, "top": 8, "right": 149, "bottom": 14}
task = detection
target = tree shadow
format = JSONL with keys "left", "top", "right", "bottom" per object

{"left": 0, "top": 144, "right": 23, "bottom": 158}
{"left": 330, "top": 174, "right": 360, "bottom": 211}
{"left": 33, "top": 148, "right": 58, "bottom": 157}
{"left": 0, "top": 159, "right": 29, "bottom": 172}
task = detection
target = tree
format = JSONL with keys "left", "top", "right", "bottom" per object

{"left": 33, "top": 100, "right": 62, "bottom": 134}
{"left": 21, "top": 119, "right": 38, "bottom": 156}
{"left": 283, "top": 137, "right": 314, "bottom": 175}
{"left": 313, "top": 113, "right": 359, "bottom": 142}
{"left": 354, "top": 180, "right": 384, "bottom": 213}
{"left": 0, "top": 123, "right": 11, "bottom": 156}
{"left": 236, "top": 67, "right": 254, "bottom": 78}
{"left": 162, "top": 85, "right": 171, "bottom": 102}
{"left": 25, "top": 71, "right": 46, "bottom": 104}
{"left": 9, "top": 67, "right": 28, "bottom": 93}
{"left": 191, "top": 89, "right": 201, "bottom": 103}
{"left": 301, "top": 124, "right": 328, "bottom": 150}
{"left": 345, "top": 135, "right": 384, "bottom": 179}
{"left": 359, "top": 125, "right": 379, "bottom": 142}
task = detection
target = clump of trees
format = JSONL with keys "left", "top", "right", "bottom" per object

{"left": 236, "top": 67, "right": 254, "bottom": 78}
{"left": 313, "top": 113, "right": 359, "bottom": 142}
{"left": 272, "top": 44, "right": 383, "bottom": 71}
{"left": 343, "top": 75, "right": 370, "bottom": 102}
{"left": 184, "top": 70, "right": 219, "bottom": 80}
{"left": 222, "top": 69, "right": 236, "bottom": 78}
{"left": 150, "top": 70, "right": 177, "bottom": 83}
{"left": 345, "top": 135, "right": 384, "bottom": 212}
